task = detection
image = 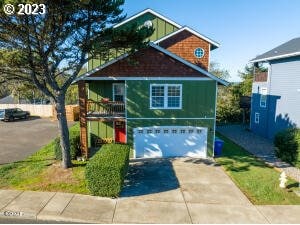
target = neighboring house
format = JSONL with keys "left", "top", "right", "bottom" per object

{"left": 250, "top": 37, "right": 300, "bottom": 139}
{"left": 75, "top": 9, "right": 228, "bottom": 158}
{"left": 0, "top": 95, "right": 17, "bottom": 104}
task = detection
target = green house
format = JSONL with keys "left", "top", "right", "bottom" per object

{"left": 75, "top": 9, "right": 228, "bottom": 158}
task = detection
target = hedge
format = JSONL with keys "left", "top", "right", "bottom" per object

{"left": 274, "top": 128, "right": 300, "bottom": 168}
{"left": 85, "top": 144, "right": 130, "bottom": 197}
{"left": 54, "top": 131, "right": 81, "bottom": 160}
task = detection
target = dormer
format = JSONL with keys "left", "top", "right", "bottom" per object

{"left": 155, "top": 27, "right": 220, "bottom": 71}
{"left": 87, "top": 9, "right": 220, "bottom": 72}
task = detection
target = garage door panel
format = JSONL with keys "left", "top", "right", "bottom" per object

{"left": 134, "top": 126, "right": 207, "bottom": 158}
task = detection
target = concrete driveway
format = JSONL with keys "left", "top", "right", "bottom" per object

{"left": 117, "top": 157, "right": 269, "bottom": 223}
{"left": 0, "top": 117, "right": 61, "bottom": 164}
{"left": 1, "top": 158, "right": 299, "bottom": 223}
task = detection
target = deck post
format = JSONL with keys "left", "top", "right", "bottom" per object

{"left": 78, "top": 80, "right": 88, "bottom": 158}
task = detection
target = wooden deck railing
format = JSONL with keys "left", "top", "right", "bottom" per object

{"left": 87, "top": 100, "right": 125, "bottom": 117}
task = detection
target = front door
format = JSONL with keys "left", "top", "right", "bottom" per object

{"left": 114, "top": 121, "right": 126, "bottom": 143}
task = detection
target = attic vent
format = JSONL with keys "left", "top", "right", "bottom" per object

{"left": 144, "top": 20, "right": 153, "bottom": 28}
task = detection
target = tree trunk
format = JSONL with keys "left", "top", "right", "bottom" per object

{"left": 55, "top": 94, "right": 72, "bottom": 169}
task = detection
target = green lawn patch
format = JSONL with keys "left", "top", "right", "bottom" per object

{"left": 0, "top": 123, "right": 89, "bottom": 194}
{"left": 216, "top": 132, "right": 300, "bottom": 205}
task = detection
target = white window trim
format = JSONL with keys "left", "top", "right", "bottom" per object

{"left": 260, "top": 95, "right": 267, "bottom": 108}
{"left": 260, "top": 87, "right": 267, "bottom": 108}
{"left": 255, "top": 113, "right": 260, "bottom": 124}
{"left": 112, "top": 83, "right": 125, "bottom": 102}
{"left": 194, "top": 47, "right": 205, "bottom": 58}
{"left": 150, "top": 84, "right": 182, "bottom": 109}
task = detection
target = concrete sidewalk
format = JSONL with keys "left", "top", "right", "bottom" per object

{"left": 1, "top": 158, "right": 300, "bottom": 223}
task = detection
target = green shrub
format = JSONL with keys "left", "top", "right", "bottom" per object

{"left": 85, "top": 144, "right": 130, "bottom": 197}
{"left": 54, "top": 130, "right": 81, "bottom": 160}
{"left": 274, "top": 128, "right": 300, "bottom": 167}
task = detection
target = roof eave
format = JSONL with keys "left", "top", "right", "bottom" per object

{"left": 113, "top": 8, "right": 182, "bottom": 29}
{"left": 154, "top": 26, "right": 220, "bottom": 50}
{"left": 74, "top": 43, "right": 229, "bottom": 86}
{"left": 250, "top": 51, "right": 300, "bottom": 63}
{"left": 149, "top": 43, "right": 228, "bottom": 86}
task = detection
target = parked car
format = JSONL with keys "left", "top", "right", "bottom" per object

{"left": 0, "top": 108, "right": 30, "bottom": 121}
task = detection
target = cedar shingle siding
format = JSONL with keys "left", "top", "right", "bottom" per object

{"left": 159, "top": 30, "right": 210, "bottom": 70}
{"left": 90, "top": 47, "right": 206, "bottom": 77}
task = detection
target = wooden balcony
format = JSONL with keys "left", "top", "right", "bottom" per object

{"left": 86, "top": 100, "right": 125, "bottom": 119}
{"left": 254, "top": 71, "right": 268, "bottom": 82}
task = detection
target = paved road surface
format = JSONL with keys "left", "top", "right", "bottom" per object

{"left": 0, "top": 117, "right": 72, "bottom": 165}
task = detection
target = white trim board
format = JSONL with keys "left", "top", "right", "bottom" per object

{"left": 149, "top": 84, "right": 182, "bottom": 109}
{"left": 114, "top": 8, "right": 182, "bottom": 29}
{"left": 127, "top": 117, "right": 215, "bottom": 120}
{"left": 250, "top": 51, "right": 300, "bottom": 63}
{"left": 149, "top": 43, "right": 228, "bottom": 86}
{"left": 81, "top": 77, "right": 213, "bottom": 81}
{"left": 73, "top": 53, "right": 129, "bottom": 83}
{"left": 74, "top": 42, "right": 229, "bottom": 86}
{"left": 154, "top": 26, "right": 220, "bottom": 49}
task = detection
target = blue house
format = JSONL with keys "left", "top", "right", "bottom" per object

{"left": 250, "top": 37, "right": 300, "bottom": 139}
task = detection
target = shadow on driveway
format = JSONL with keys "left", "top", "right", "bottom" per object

{"left": 121, "top": 158, "right": 179, "bottom": 197}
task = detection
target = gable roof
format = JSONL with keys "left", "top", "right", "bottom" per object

{"left": 154, "top": 26, "right": 220, "bottom": 50}
{"left": 74, "top": 43, "right": 229, "bottom": 86}
{"left": 114, "top": 8, "right": 182, "bottom": 29}
{"left": 250, "top": 37, "right": 300, "bottom": 63}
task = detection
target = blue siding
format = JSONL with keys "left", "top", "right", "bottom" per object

{"left": 267, "top": 56, "right": 300, "bottom": 138}
{"left": 250, "top": 56, "right": 300, "bottom": 139}
{"left": 250, "top": 82, "right": 269, "bottom": 138}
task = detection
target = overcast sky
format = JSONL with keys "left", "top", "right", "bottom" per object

{"left": 122, "top": 0, "right": 300, "bottom": 81}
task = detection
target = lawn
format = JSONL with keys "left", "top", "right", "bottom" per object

{"left": 0, "top": 123, "right": 89, "bottom": 194}
{"left": 216, "top": 132, "right": 300, "bottom": 205}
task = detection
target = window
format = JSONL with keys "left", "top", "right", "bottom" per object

{"left": 150, "top": 84, "right": 182, "bottom": 109}
{"left": 194, "top": 48, "right": 205, "bottom": 58}
{"left": 151, "top": 85, "right": 164, "bottom": 108}
{"left": 113, "top": 83, "right": 125, "bottom": 102}
{"left": 255, "top": 113, "right": 260, "bottom": 124}
{"left": 260, "top": 87, "right": 267, "bottom": 108}
{"left": 260, "top": 95, "right": 267, "bottom": 107}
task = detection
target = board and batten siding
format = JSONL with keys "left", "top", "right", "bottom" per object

{"left": 126, "top": 79, "right": 217, "bottom": 156}
{"left": 267, "top": 56, "right": 300, "bottom": 138}
{"left": 87, "top": 81, "right": 122, "bottom": 147}
{"left": 126, "top": 80, "right": 216, "bottom": 118}
{"left": 88, "top": 12, "right": 179, "bottom": 71}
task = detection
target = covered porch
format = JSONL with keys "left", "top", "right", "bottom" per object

{"left": 78, "top": 80, "right": 126, "bottom": 157}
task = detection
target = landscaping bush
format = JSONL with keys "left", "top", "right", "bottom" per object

{"left": 85, "top": 144, "right": 130, "bottom": 197}
{"left": 54, "top": 131, "right": 81, "bottom": 160}
{"left": 274, "top": 128, "right": 300, "bottom": 167}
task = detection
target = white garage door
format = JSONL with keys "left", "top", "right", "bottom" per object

{"left": 133, "top": 126, "right": 207, "bottom": 158}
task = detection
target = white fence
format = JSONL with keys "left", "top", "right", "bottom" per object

{"left": 0, "top": 104, "right": 53, "bottom": 117}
